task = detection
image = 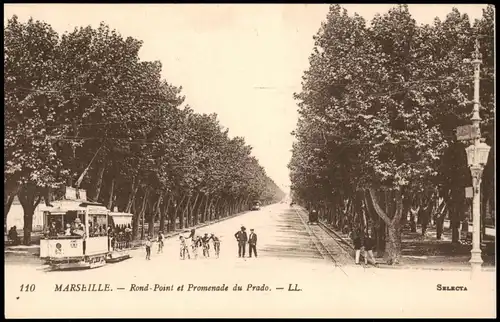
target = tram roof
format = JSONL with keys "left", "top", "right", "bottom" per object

{"left": 43, "top": 200, "right": 108, "bottom": 213}
{"left": 109, "top": 212, "right": 133, "bottom": 217}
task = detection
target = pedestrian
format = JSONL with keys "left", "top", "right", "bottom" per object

{"left": 234, "top": 226, "right": 248, "bottom": 258}
{"left": 191, "top": 236, "right": 201, "bottom": 259}
{"left": 363, "top": 231, "right": 378, "bottom": 267}
{"left": 349, "top": 227, "right": 362, "bottom": 265}
{"left": 145, "top": 236, "right": 152, "bottom": 260}
{"left": 248, "top": 228, "right": 258, "bottom": 258}
{"left": 8, "top": 226, "right": 20, "bottom": 245}
{"left": 179, "top": 236, "right": 190, "bottom": 260}
{"left": 210, "top": 233, "right": 221, "bottom": 258}
{"left": 202, "top": 233, "right": 211, "bottom": 258}
{"left": 157, "top": 231, "right": 165, "bottom": 253}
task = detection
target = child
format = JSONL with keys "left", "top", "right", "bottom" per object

{"left": 201, "top": 233, "right": 211, "bottom": 258}
{"left": 210, "top": 233, "right": 221, "bottom": 258}
{"left": 179, "top": 236, "right": 190, "bottom": 260}
{"left": 157, "top": 231, "right": 164, "bottom": 254}
{"left": 145, "top": 236, "right": 152, "bottom": 260}
{"left": 191, "top": 236, "right": 201, "bottom": 259}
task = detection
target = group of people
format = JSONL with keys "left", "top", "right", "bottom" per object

{"left": 143, "top": 225, "right": 259, "bottom": 260}
{"left": 349, "top": 227, "right": 378, "bottom": 267}
{"left": 234, "top": 226, "right": 258, "bottom": 258}
{"left": 143, "top": 229, "right": 222, "bottom": 261}
{"left": 7, "top": 226, "right": 20, "bottom": 245}
{"left": 109, "top": 225, "right": 133, "bottom": 250}
{"left": 44, "top": 218, "right": 86, "bottom": 238}
{"left": 178, "top": 230, "right": 221, "bottom": 260}
{"left": 144, "top": 231, "right": 165, "bottom": 260}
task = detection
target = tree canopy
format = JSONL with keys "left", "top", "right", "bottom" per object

{"left": 289, "top": 5, "right": 494, "bottom": 263}
{"left": 4, "top": 16, "right": 285, "bottom": 244}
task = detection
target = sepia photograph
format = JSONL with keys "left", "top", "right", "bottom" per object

{"left": 4, "top": 3, "right": 496, "bottom": 318}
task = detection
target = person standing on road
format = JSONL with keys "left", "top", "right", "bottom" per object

{"left": 202, "top": 233, "right": 211, "bottom": 258}
{"left": 145, "top": 236, "right": 152, "bottom": 260}
{"left": 210, "top": 233, "right": 221, "bottom": 258}
{"left": 363, "top": 231, "right": 378, "bottom": 267}
{"left": 234, "top": 226, "right": 248, "bottom": 258}
{"left": 179, "top": 236, "right": 190, "bottom": 260}
{"left": 157, "top": 231, "right": 165, "bottom": 254}
{"left": 248, "top": 228, "right": 258, "bottom": 258}
{"left": 349, "top": 227, "right": 362, "bottom": 265}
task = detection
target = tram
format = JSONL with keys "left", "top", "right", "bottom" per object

{"left": 106, "top": 211, "right": 133, "bottom": 263}
{"left": 40, "top": 200, "right": 110, "bottom": 270}
{"left": 308, "top": 209, "right": 319, "bottom": 224}
{"left": 251, "top": 200, "right": 261, "bottom": 211}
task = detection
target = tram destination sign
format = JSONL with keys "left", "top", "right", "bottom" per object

{"left": 455, "top": 124, "right": 478, "bottom": 141}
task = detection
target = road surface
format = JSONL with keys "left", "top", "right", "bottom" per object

{"left": 5, "top": 203, "right": 496, "bottom": 318}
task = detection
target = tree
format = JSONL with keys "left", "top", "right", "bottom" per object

{"left": 4, "top": 16, "right": 65, "bottom": 244}
{"left": 290, "top": 4, "right": 494, "bottom": 264}
{"left": 4, "top": 16, "right": 285, "bottom": 245}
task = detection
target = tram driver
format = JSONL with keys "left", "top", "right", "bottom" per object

{"left": 48, "top": 221, "right": 58, "bottom": 237}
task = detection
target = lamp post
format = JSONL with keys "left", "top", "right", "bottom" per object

{"left": 465, "top": 39, "right": 491, "bottom": 276}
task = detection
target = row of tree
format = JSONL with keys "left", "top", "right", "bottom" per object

{"left": 4, "top": 16, "right": 285, "bottom": 245}
{"left": 289, "top": 5, "right": 494, "bottom": 264}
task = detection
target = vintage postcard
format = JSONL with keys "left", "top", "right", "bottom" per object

{"left": 4, "top": 3, "right": 496, "bottom": 318}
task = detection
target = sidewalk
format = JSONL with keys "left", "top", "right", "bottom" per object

{"left": 331, "top": 224, "right": 494, "bottom": 271}
{"left": 297, "top": 207, "right": 495, "bottom": 272}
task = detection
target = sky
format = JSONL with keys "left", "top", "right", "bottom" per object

{"left": 4, "top": 4, "right": 489, "bottom": 193}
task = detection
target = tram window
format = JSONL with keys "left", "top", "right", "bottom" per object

{"left": 89, "top": 214, "right": 107, "bottom": 237}
{"left": 44, "top": 214, "right": 64, "bottom": 237}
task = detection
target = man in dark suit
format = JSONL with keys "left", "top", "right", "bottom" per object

{"left": 234, "top": 226, "right": 248, "bottom": 258}
{"left": 248, "top": 228, "right": 258, "bottom": 258}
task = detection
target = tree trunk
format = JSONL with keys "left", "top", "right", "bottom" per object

{"left": 213, "top": 197, "right": 220, "bottom": 221}
{"left": 244, "top": 195, "right": 251, "bottom": 211}
{"left": 107, "top": 178, "right": 115, "bottom": 210}
{"left": 174, "top": 194, "right": 187, "bottom": 231}
{"left": 139, "top": 190, "right": 149, "bottom": 240}
{"left": 180, "top": 194, "right": 191, "bottom": 229}
{"left": 125, "top": 176, "right": 140, "bottom": 213}
{"left": 159, "top": 194, "right": 171, "bottom": 233}
{"left": 4, "top": 194, "right": 16, "bottom": 234}
{"left": 368, "top": 188, "right": 403, "bottom": 265}
{"left": 90, "top": 160, "right": 106, "bottom": 202}
{"left": 436, "top": 200, "right": 447, "bottom": 240}
{"left": 18, "top": 184, "right": 42, "bottom": 245}
{"left": 133, "top": 189, "right": 148, "bottom": 240}
{"left": 449, "top": 186, "right": 465, "bottom": 244}
{"left": 217, "top": 198, "right": 223, "bottom": 220}
{"left": 420, "top": 205, "right": 430, "bottom": 237}
{"left": 409, "top": 206, "right": 418, "bottom": 233}
{"left": 202, "top": 195, "right": 211, "bottom": 223}
{"left": 386, "top": 222, "right": 402, "bottom": 264}
{"left": 401, "top": 193, "right": 412, "bottom": 226}
{"left": 190, "top": 193, "right": 201, "bottom": 226}
{"left": 148, "top": 195, "right": 161, "bottom": 237}
{"left": 132, "top": 198, "right": 139, "bottom": 239}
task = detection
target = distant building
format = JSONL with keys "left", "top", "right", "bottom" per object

{"left": 6, "top": 196, "right": 49, "bottom": 232}
{"left": 6, "top": 187, "right": 88, "bottom": 232}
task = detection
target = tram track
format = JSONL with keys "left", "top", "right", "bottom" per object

{"left": 292, "top": 207, "right": 350, "bottom": 276}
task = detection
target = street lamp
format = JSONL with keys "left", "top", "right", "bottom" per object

{"left": 465, "top": 39, "right": 491, "bottom": 276}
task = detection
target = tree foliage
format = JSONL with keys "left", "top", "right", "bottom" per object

{"left": 290, "top": 5, "right": 494, "bottom": 263}
{"left": 4, "top": 16, "right": 285, "bottom": 244}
